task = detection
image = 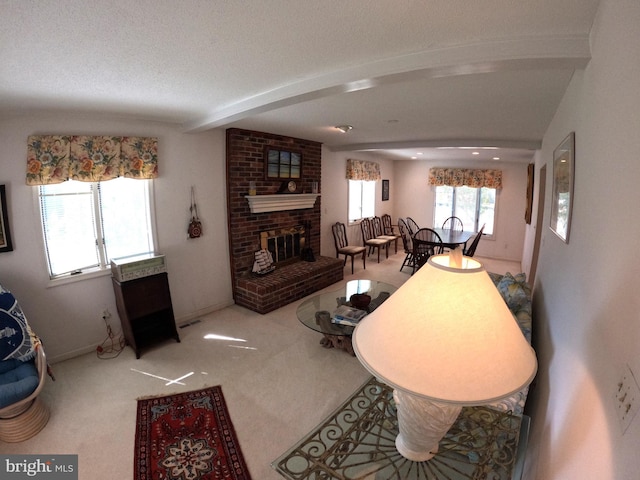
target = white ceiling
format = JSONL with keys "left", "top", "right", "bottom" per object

{"left": 0, "top": 0, "right": 600, "bottom": 162}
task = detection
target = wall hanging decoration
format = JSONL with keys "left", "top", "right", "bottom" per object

{"left": 382, "top": 179, "right": 389, "bottom": 201}
{"left": 187, "top": 186, "right": 202, "bottom": 239}
{"left": 550, "top": 132, "right": 575, "bottom": 243}
{"left": 0, "top": 185, "right": 13, "bottom": 253}
{"left": 525, "top": 164, "right": 534, "bottom": 224}
{"left": 265, "top": 147, "right": 301, "bottom": 179}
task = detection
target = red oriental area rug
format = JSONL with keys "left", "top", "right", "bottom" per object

{"left": 134, "top": 386, "right": 252, "bottom": 480}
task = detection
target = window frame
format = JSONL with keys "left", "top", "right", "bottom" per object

{"left": 35, "top": 178, "right": 158, "bottom": 286}
{"left": 433, "top": 185, "right": 498, "bottom": 240}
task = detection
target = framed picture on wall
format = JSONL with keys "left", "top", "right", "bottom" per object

{"left": 0, "top": 185, "right": 14, "bottom": 253}
{"left": 264, "top": 147, "right": 302, "bottom": 180}
{"left": 382, "top": 179, "right": 389, "bottom": 201}
{"left": 550, "top": 132, "right": 575, "bottom": 243}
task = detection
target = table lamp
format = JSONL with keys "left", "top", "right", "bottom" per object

{"left": 352, "top": 253, "right": 537, "bottom": 461}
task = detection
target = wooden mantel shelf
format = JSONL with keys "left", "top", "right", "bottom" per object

{"left": 245, "top": 193, "right": 320, "bottom": 213}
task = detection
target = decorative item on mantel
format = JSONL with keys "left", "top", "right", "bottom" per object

{"left": 252, "top": 249, "right": 275, "bottom": 275}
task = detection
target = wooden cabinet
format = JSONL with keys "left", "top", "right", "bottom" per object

{"left": 112, "top": 272, "right": 180, "bottom": 358}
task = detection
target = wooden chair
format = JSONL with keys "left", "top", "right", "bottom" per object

{"left": 463, "top": 224, "right": 485, "bottom": 257}
{"left": 405, "top": 217, "right": 420, "bottom": 236}
{"left": 332, "top": 222, "right": 366, "bottom": 274}
{"left": 360, "top": 218, "right": 389, "bottom": 263}
{"left": 372, "top": 216, "right": 398, "bottom": 254}
{"left": 381, "top": 214, "right": 401, "bottom": 253}
{"left": 397, "top": 218, "right": 414, "bottom": 273}
{"left": 412, "top": 228, "right": 444, "bottom": 273}
{"left": 442, "top": 216, "right": 464, "bottom": 231}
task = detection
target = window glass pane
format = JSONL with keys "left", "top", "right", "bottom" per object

{"left": 478, "top": 187, "right": 495, "bottom": 235}
{"left": 40, "top": 181, "right": 100, "bottom": 276}
{"left": 348, "top": 180, "right": 376, "bottom": 222}
{"left": 434, "top": 186, "right": 453, "bottom": 227}
{"left": 362, "top": 181, "right": 376, "bottom": 218}
{"left": 99, "top": 178, "right": 154, "bottom": 261}
{"left": 348, "top": 180, "right": 362, "bottom": 223}
{"left": 454, "top": 186, "right": 477, "bottom": 229}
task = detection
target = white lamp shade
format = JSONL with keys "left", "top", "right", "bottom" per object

{"left": 353, "top": 254, "right": 537, "bottom": 405}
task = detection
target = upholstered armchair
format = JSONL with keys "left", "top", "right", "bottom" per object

{"left": 0, "top": 284, "right": 52, "bottom": 442}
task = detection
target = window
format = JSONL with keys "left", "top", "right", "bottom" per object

{"left": 39, "top": 178, "right": 155, "bottom": 279}
{"left": 348, "top": 180, "right": 376, "bottom": 224}
{"left": 434, "top": 185, "right": 496, "bottom": 236}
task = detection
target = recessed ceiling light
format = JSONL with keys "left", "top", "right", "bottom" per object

{"left": 493, "top": 157, "right": 500, "bottom": 160}
{"left": 472, "top": 152, "right": 480, "bottom": 155}
{"left": 335, "top": 125, "right": 353, "bottom": 133}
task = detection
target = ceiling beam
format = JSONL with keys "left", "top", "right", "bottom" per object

{"left": 182, "top": 35, "right": 591, "bottom": 133}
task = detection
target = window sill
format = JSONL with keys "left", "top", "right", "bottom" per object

{"left": 46, "top": 267, "right": 111, "bottom": 288}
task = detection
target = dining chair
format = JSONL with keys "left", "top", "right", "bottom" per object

{"left": 397, "top": 218, "right": 414, "bottom": 273}
{"left": 463, "top": 224, "right": 485, "bottom": 257}
{"left": 442, "top": 216, "right": 464, "bottom": 231}
{"left": 360, "top": 218, "right": 389, "bottom": 263}
{"left": 373, "top": 216, "right": 398, "bottom": 253}
{"left": 405, "top": 217, "right": 420, "bottom": 236}
{"left": 412, "top": 228, "right": 443, "bottom": 273}
{"left": 381, "top": 214, "right": 401, "bottom": 253}
{"left": 331, "top": 222, "right": 366, "bottom": 274}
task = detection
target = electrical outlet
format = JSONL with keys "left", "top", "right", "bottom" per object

{"left": 615, "top": 364, "right": 640, "bottom": 434}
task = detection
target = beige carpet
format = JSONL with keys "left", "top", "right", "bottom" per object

{"left": 0, "top": 252, "right": 520, "bottom": 479}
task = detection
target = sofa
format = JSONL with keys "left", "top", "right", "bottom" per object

{"left": 488, "top": 271, "right": 534, "bottom": 416}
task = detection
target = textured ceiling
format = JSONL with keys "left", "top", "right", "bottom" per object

{"left": 0, "top": 0, "right": 600, "bottom": 162}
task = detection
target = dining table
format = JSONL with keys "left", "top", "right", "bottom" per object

{"left": 431, "top": 228, "right": 476, "bottom": 251}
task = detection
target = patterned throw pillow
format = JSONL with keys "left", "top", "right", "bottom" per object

{"left": 495, "top": 273, "right": 529, "bottom": 309}
{"left": 0, "top": 285, "right": 36, "bottom": 362}
{"left": 495, "top": 272, "right": 532, "bottom": 342}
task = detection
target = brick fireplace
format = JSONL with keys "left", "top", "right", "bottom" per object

{"left": 226, "top": 128, "right": 343, "bottom": 313}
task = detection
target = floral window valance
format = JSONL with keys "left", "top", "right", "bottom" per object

{"left": 26, "top": 135, "right": 158, "bottom": 186}
{"left": 346, "top": 158, "right": 381, "bottom": 181}
{"left": 428, "top": 167, "right": 503, "bottom": 189}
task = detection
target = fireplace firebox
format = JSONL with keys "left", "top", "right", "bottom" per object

{"left": 260, "top": 225, "right": 305, "bottom": 263}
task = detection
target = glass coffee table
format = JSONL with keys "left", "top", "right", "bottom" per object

{"left": 297, "top": 279, "right": 398, "bottom": 355}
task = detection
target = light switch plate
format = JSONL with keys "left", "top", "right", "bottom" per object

{"left": 615, "top": 364, "right": 640, "bottom": 434}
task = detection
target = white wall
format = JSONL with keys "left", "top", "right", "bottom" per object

{"left": 394, "top": 159, "right": 529, "bottom": 262}
{"left": 523, "top": 0, "right": 640, "bottom": 478}
{"left": 0, "top": 114, "right": 233, "bottom": 362}
{"left": 320, "top": 148, "right": 396, "bottom": 258}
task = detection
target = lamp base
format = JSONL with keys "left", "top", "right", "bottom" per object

{"left": 393, "top": 390, "right": 462, "bottom": 461}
